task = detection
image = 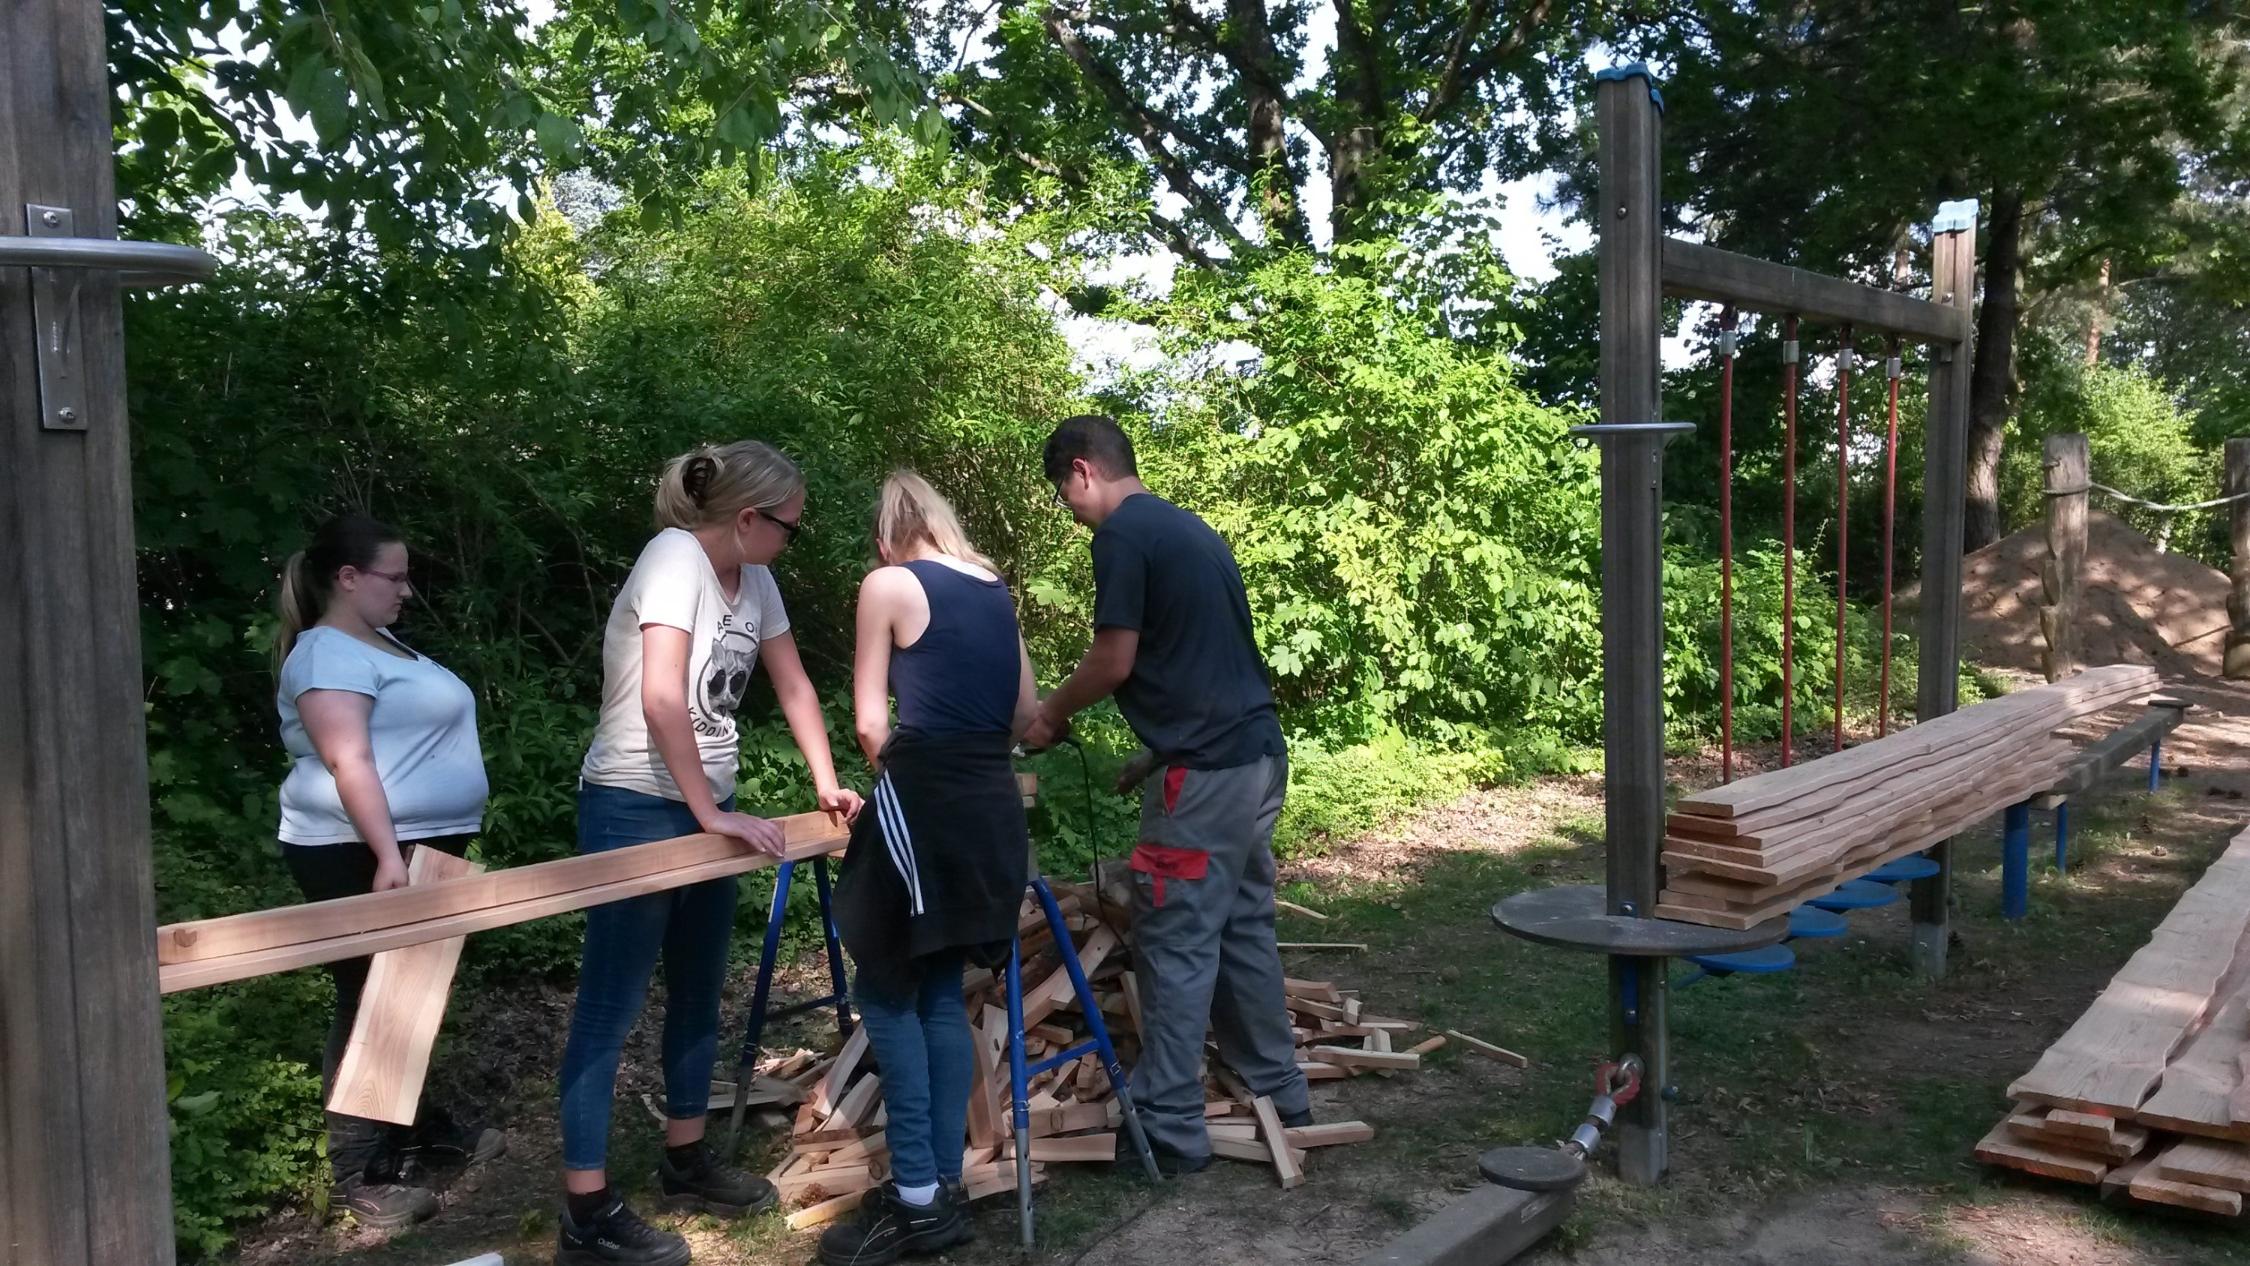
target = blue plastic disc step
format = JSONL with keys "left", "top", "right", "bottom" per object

{"left": 1786, "top": 906, "right": 1849, "bottom": 939}
{"left": 1807, "top": 879, "right": 1902, "bottom": 912}
{"left": 1684, "top": 943, "right": 1796, "bottom": 976}
{"left": 1865, "top": 855, "right": 1940, "bottom": 884}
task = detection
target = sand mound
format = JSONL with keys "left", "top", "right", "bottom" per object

{"left": 1913, "top": 511, "right": 2231, "bottom": 677}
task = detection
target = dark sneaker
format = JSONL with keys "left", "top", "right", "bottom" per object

{"left": 401, "top": 1106, "right": 506, "bottom": 1170}
{"left": 1154, "top": 1145, "right": 1211, "bottom": 1176}
{"left": 331, "top": 1168, "right": 440, "bottom": 1231}
{"left": 657, "top": 1139, "right": 776, "bottom": 1219}
{"left": 555, "top": 1194, "right": 690, "bottom": 1266}
{"left": 816, "top": 1183, "right": 971, "bottom": 1266}
{"left": 1280, "top": 1108, "right": 1314, "bottom": 1130}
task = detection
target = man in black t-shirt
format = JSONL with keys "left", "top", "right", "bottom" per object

{"left": 1025, "top": 414, "right": 1309, "bottom": 1171}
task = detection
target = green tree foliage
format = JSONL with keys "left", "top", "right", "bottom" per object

{"left": 913, "top": 0, "right": 1596, "bottom": 262}
{"left": 2006, "top": 333, "right": 2219, "bottom": 560}
{"left": 1611, "top": 0, "right": 2250, "bottom": 552}
{"left": 109, "top": 0, "right": 932, "bottom": 250}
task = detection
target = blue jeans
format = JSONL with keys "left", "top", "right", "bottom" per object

{"left": 559, "top": 783, "right": 739, "bottom": 1172}
{"left": 855, "top": 953, "right": 972, "bottom": 1187}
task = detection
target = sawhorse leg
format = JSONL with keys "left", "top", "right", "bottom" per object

{"left": 726, "top": 856, "right": 853, "bottom": 1154}
{"left": 2002, "top": 800, "right": 2030, "bottom": 921}
{"left": 1004, "top": 877, "right": 1160, "bottom": 1248}
{"left": 2150, "top": 735, "right": 2164, "bottom": 793}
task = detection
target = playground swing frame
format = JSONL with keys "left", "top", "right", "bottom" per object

{"left": 1493, "top": 64, "right": 1980, "bottom": 1190}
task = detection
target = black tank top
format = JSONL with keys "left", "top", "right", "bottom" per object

{"left": 890, "top": 560, "right": 1020, "bottom": 736}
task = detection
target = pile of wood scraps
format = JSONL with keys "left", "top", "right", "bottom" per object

{"left": 1976, "top": 823, "right": 2250, "bottom": 1217}
{"left": 1658, "top": 664, "right": 2161, "bottom": 929}
{"left": 757, "top": 879, "right": 1510, "bottom": 1226}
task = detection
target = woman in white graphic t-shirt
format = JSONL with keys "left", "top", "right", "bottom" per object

{"left": 271, "top": 511, "right": 502, "bottom": 1231}
{"left": 555, "top": 441, "right": 863, "bottom": 1264}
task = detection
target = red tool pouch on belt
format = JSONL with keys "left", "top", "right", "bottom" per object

{"left": 1131, "top": 843, "right": 1207, "bottom": 908}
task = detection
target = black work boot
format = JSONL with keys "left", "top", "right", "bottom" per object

{"left": 400, "top": 1105, "right": 507, "bottom": 1171}
{"left": 656, "top": 1138, "right": 777, "bottom": 1218}
{"left": 332, "top": 1150, "right": 440, "bottom": 1231}
{"left": 816, "top": 1183, "right": 971, "bottom": 1266}
{"left": 555, "top": 1193, "right": 690, "bottom": 1266}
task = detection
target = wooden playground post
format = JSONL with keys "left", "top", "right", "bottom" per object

{"left": 0, "top": 0, "right": 179, "bottom": 1259}
{"left": 1592, "top": 67, "right": 1670, "bottom": 1188}
{"left": 2228, "top": 438, "right": 2250, "bottom": 680}
{"left": 1909, "top": 203, "right": 1979, "bottom": 981}
{"left": 2041, "top": 433, "right": 2090, "bottom": 683}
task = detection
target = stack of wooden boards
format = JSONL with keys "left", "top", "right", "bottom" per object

{"left": 1976, "top": 824, "right": 2250, "bottom": 1217}
{"left": 753, "top": 878, "right": 1502, "bottom": 1228}
{"left": 1658, "top": 664, "right": 2160, "bottom": 929}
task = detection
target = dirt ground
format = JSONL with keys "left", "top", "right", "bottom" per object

{"left": 225, "top": 674, "right": 2250, "bottom": 1266}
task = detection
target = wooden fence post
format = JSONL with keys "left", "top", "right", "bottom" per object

{"left": 2228, "top": 439, "right": 2250, "bottom": 680}
{"left": 0, "top": 0, "right": 177, "bottom": 1259}
{"left": 2040, "top": 434, "right": 2089, "bottom": 683}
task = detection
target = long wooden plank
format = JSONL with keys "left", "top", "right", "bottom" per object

{"left": 159, "top": 831, "right": 849, "bottom": 992}
{"left": 2133, "top": 974, "right": 2250, "bottom": 1141}
{"left": 160, "top": 811, "right": 848, "bottom": 964}
{"left": 1660, "top": 237, "right": 1970, "bottom": 344}
{"left": 326, "top": 848, "right": 485, "bottom": 1125}
{"left": 2011, "top": 828, "right": 2250, "bottom": 1114}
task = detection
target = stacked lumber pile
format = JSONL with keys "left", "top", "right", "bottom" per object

{"left": 1975, "top": 824, "right": 2250, "bottom": 1217}
{"left": 1658, "top": 665, "right": 2160, "bottom": 929}
{"left": 755, "top": 879, "right": 1491, "bottom": 1228}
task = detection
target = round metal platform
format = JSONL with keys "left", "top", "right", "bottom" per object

{"left": 1491, "top": 884, "right": 1787, "bottom": 958}
{"left": 1479, "top": 1145, "right": 1588, "bottom": 1193}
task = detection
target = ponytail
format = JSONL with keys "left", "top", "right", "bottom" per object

{"left": 876, "top": 470, "right": 995, "bottom": 571}
{"left": 272, "top": 512, "right": 403, "bottom": 672}
{"left": 654, "top": 441, "right": 804, "bottom": 531}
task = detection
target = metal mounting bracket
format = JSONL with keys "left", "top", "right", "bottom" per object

{"left": 27, "top": 204, "right": 85, "bottom": 430}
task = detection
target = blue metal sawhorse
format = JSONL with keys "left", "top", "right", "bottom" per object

{"left": 727, "top": 855, "right": 854, "bottom": 1150}
{"left": 2005, "top": 728, "right": 2172, "bottom": 920}
{"left": 1004, "top": 876, "right": 1160, "bottom": 1245}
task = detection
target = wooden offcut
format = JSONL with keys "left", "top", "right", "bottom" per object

{"left": 1974, "top": 1122, "right": 2110, "bottom": 1184}
{"left": 326, "top": 848, "right": 485, "bottom": 1125}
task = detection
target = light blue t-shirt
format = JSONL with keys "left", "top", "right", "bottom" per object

{"left": 276, "top": 626, "right": 489, "bottom": 846}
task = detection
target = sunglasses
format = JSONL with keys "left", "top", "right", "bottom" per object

{"left": 757, "top": 508, "right": 803, "bottom": 543}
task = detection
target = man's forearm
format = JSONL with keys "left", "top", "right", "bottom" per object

{"left": 1044, "top": 654, "right": 1126, "bottom": 722}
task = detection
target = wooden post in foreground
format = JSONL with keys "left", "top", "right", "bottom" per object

{"left": 2040, "top": 433, "right": 2089, "bottom": 683}
{"left": 0, "top": 0, "right": 177, "bottom": 1259}
{"left": 1909, "top": 199, "right": 1978, "bottom": 982}
{"left": 2228, "top": 439, "right": 2250, "bottom": 680}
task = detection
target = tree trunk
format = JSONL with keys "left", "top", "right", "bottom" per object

{"left": 1326, "top": 0, "right": 1385, "bottom": 243}
{"left": 1225, "top": 0, "right": 1308, "bottom": 246}
{"left": 1964, "top": 188, "right": 2023, "bottom": 553}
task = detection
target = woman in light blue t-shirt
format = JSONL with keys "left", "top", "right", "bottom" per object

{"left": 271, "top": 512, "right": 502, "bottom": 1231}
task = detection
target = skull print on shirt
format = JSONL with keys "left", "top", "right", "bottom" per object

{"left": 692, "top": 619, "right": 760, "bottom": 738}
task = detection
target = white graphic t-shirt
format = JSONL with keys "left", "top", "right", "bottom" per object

{"left": 580, "top": 528, "right": 790, "bottom": 804}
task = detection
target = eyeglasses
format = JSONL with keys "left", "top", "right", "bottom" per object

{"left": 360, "top": 568, "right": 411, "bottom": 586}
{"left": 757, "top": 508, "right": 803, "bottom": 543}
